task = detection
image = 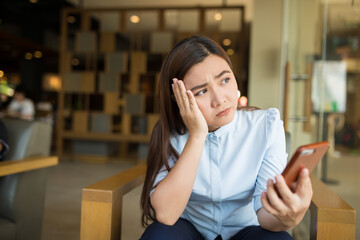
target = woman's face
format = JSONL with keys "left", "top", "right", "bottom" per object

{"left": 183, "top": 54, "right": 238, "bottom": 132}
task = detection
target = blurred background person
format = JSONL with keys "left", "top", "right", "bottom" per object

{"left": 36, "top": 93, "right": 54, "bottom": 124}
{"left": 7, "top": 85, "right": 35, "bottom": 121}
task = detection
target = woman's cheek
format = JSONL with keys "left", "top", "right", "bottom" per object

{"left": 196, "top": 101, "right": 209, "bottom": 119}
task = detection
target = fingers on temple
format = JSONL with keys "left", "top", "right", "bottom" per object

{"left": 172, "top": 79, "right": 189, "bottom": 110}
{"left": 172, "top": 78, "right": 178, "bottom": 98}
{"left": 187, "top": 90, "right": 197, "bottom": 109}
{"left": 172, "top": 78, "right": 182, "bottom": 105}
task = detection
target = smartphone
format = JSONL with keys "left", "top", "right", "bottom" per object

{"left": 282, "top": 141, "right": 330, "bottom": 188}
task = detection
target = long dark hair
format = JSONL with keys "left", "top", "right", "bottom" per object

{"left": 140, "top": 36, "right": 233, "bottom": 227}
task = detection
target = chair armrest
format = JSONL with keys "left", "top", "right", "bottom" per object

{"left": 80, "top": 166, "right": 356, "bottom": 240}
{"left": 80, "top": 163, "right": 146, "bottom": 240}
{"left": 309, "top": 174, "right": 356, "bottom": 240}
{"left": 0, "top": 156, "right": 58, "bottom": 177}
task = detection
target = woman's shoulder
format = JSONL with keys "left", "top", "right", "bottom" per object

{"left": 237, "top": 107, "right": 280, "bottom": 122}
{"left": 237, "top": 107, "right": 283, "bottom": 141}
{"left": 265, "top": 108, "right": 281, "bottom": 121}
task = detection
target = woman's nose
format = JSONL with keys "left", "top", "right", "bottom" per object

{"left": 211, "top": 90, "right": 226, "bottom": 107}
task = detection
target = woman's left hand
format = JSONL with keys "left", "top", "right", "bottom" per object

{"left": 260, "top": 168, "right": 313, "bottom": 230}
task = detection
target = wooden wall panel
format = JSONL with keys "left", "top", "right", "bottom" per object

{"left": 82, "top": 72, "right": 95, "bottom": 93}
{"left": 73, "top": 111, "right": 89, "bottom": 132}
{"left": 104, "top": 92, "right": 119, "bottom": 114}
{"left": 130, "top": 52, "right": 147, "bottom": 74}
{"left": 100, "top": 32, "right": 116, "bottom": 53}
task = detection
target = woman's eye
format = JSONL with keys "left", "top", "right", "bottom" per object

{"left": 221, "top": 78, "right": 230, "bottom": 84}
{"left": 195, "top": 89, "right": 207, "bottom": 96}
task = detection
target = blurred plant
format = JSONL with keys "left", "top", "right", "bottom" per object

{"left": 0, "top": 80, "right": 14, "bottom": 97}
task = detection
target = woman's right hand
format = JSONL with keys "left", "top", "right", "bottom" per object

{"left": 172, "top": 78, "right": 208, "bottom": 138}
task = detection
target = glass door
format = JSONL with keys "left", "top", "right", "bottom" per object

{"left": 284, "top": 0, "right": 331, "bottom": 178}
{"left": 284, "top": 1, "right": 360, "bottom": 238}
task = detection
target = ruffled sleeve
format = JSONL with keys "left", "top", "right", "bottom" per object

{"left": 253, "top": 108, "right": 287, "bottom": 213}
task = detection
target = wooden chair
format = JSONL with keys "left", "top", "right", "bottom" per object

{"left": 80, "top": 162, "right": 355, "bottom": 240}
{"left": 0, "top": 118, "right": 58, "bottom": 240}
{"left": 0, "top": 156, "right": 58, "bottom": 240}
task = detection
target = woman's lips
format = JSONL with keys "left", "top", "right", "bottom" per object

{"left": 216, "top": 108, "right": 231, "bottom": 117}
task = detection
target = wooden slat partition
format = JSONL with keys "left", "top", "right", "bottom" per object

{"left": 309, "top": 174, "right": 356, "bottom": 240}
{"left": 0, "top": 156, "right": 58, "bottom": 177}
{"left": 80, "top": 163, "right": 147, "bottom": 240}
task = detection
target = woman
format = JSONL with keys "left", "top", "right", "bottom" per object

{"left": 140, "top": 36, "right": 312, "bottom": 240}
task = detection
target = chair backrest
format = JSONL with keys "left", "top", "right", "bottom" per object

{"left": 2, "top": 118, "right": 52, "bottom": 160}
{"left": 0, "top": 118, "right": 54, "bottom": 240}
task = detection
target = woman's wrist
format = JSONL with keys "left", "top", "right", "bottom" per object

{"left": 188, "top": 131, "right": 207, "bottom": 141}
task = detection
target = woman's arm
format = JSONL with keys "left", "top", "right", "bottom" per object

{"left": 150, "top": 79, "right": 208, "bottom": 225}
{"left": 151, "top": 135, "right": 206, "bottom": 225}
{"left": 258, "top": 168, "right": 313, "bottom": 231}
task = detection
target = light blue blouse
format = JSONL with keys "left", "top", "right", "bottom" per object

{"left": 153, "top": 108, "right": 287, "bottom": 240}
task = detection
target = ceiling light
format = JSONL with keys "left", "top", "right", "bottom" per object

{"left": 223, "top": 39, "right": 231, "bottom": 46}
{"left": 29, "top": 0, "right": 38, "bottom": 3}
{"left": 214, "top": 13, "right": 222, "bottom": 21}
{"left": 25, "top": 52, "right": 33, "bottom": 60}
{"left": 34, "top": 51, "right": 43, "bottom": 58}
{"left": 130, "top": 15, "right": 140, "bottom": 24}
{"left": 226, "top": 49, "right": 234, "bottom": 56}
{"left": 48, "top": 75, "right": 61, "bottom": 90}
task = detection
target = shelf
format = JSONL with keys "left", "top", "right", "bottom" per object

{"left": 57, "top": 7, "right": 247, "bottom": 161}
{"left": 62, "top": 131, "right": 150, "bottom": 142}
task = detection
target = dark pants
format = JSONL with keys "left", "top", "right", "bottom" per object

{"left": 140, "top": 218, "right": 293, "bottom": 240}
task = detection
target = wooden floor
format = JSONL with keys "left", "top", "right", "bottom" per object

{"left": 41, "top": 159, "right": 138, "bottom": 240}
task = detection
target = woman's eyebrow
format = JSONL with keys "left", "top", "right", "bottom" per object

{"left": 215, "top": 70, "right": 230, "bottom": 79}
{"left": 190, "top": 83, "right": 208, "bottom": 92}
{"left": 189, "top": 70, "right": 230, "bottom": 92}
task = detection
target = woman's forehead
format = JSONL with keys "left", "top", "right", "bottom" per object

{"left": 183, "top": 55, "right": 231, "bottom": 83}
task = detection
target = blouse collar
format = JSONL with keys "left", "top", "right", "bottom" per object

{"left": 208, "top": 110, "right": 239, "bottom": 138}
